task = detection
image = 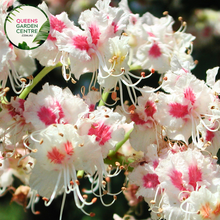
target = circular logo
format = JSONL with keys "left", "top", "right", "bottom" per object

{"left": 4, "top": 5, "right": 50, "bottom": 50}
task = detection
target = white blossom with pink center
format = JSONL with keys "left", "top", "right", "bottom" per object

{"left": 77, "top": 106, "right": 126, "bottom": 158}
{"left": 27, "top": 124, "right": 104, "bottom": 217}
{"left": 56, "top": 0, "right": 128, "bottom": 82}
{"left": 154, "top": 70, "right": 213, "bottom": 146}
{"left": 129, "top": 88, "right": 159, "bottom": 152}
{"left": 23, "top": 83, "right": 89, "bottom": 130}
{"left": 153, "top": 148, "right": 220, "bottom": 220}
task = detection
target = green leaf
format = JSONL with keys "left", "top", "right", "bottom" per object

{"left": 32, "top": 20, "right": 50, "bottom": 44}
{"left": 18, "top": 41, "right": 31, "bottom": 50}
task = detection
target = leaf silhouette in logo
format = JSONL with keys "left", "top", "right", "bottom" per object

{"left": 18, "top": 41, "right": 31, "bottom": 50}
{"left": 32, "top": 20, "right": 50, "bottom": 45}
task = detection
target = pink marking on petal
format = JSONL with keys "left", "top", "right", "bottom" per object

{"left": 142, "top": 173, "right": 160, "bottom": 188}
{"left": 206, "top": 130, "right": 215, "bottom": 142}
{"left": 64, "top": 141, "right": 74, "bottom": 156}
{"left": 153, "top": 160, "right": 159, "bottom": 169}
{"left": 88, "top": 122, "right": 112, "bottom": 146}
{"left": 169, "top": 169, "right": 186, "bottom": 191}
{"left": 89, "top": 24, "right": 100, "bottom": 45}
{"left": 47, "top": 147, "right": 65, "bottom": 164}
{"left": 169, "top": 103, "right": 189, "bottom": 118}
{"left": 111, "top": 22, "right": 119, "bottom": 33}
{"left": 145, "top": 100, "right": 156, "bottom": 118}
{"left": 184, "top": 87, "right": 196, "bottom": 105}
{"left": 18, "top": 99, "right": 25, "bottom": 112}
{"left": 131, "top": 113, "right": 146, "bottom": 125}
{"left": 149, "top": 43, "right": 162, "bottom": 58}
{"left": 50, "top": 15, "right": 66, "bottom": 32}
{"left": 72, "top": 35, "right": 90, "bottom": 51}
{"left": 89, "top": 104, "right": 95, "bottom": 112}
{"left": 9, "top": 43, "right": 13, "bottom": 49}
{"left": 47, "top": 33, "right": 57, "bottom": 42}
{"left": 147, "top": 32, "right": 156, "bottom": 37}
{"left": 37, "top": 101, "right": 65, "bottom": 126}
{"left": 188, "top": 164, "right": 202, "bottom": 190}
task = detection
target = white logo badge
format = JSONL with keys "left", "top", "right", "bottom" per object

{"left": 4, "top": 5, "right": 50, "bottom": 50}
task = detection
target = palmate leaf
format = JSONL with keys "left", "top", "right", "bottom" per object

{"left": 32, "top": 20, "right": 50, "bottom": 44}
{"left": 18, "top": 41, "right": 31, "bottom": 50}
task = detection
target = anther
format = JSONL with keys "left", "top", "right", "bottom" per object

{"left": 79, "top": 143, "right": 84, "bottom": 147}
{"left": 74, "top": 125, "right": 78, "bottom": 129}
{"left": 39, "top": 139, "right": 44, "bottom": 145}
{"left": 213, "top": 156, "right": 218, "bottom": 160}
{"left": 90, "top": 212, "right": 95, "bottom": 217}
{"left": 71, "top": 78, "right": 76, "bottom": 84}
{"left": 122, "top": 32, "right": 128, "bottom": 36}
{"left": 58, "top": 133, "right": 64, "bottom": 137}
{"left": 15, "top": 153, "right": 22, "bottom": 159}
{"left": 111, "top": 91, "right": 117, "bottom": 101}
{"left": 27, "top": 75, "right": 33, "bottom": 80}
{"left": 70, "top": 180, "right": 74, "bottom": 185}
{"left": 83, "top": 195, "right": 88, "bottom": 199}
{"left": 197, "top": 210, "right": 200, "bottom": 215}
{"left": 28, "top": 162, "right": 33, "bottom": 166}
{"left": 116, "top": 86, "right": 119, "bottom": 90}
{"left": 150, "top": 200, "right": 156, "bottom": 204}
{"left": 104, "top": 115, "right": 109, "bottom": 118}
{"left": 194, "top": 60, "right": 198, "bottom": 65}
{"left": 151, "top": 68, "right": 155, "bottom": 74}
{"left": 121, "top": 67, "right": 125, "bottom": 72}
{"left": 102, "top": 181, "right": 106, "bottom": 186}
{"left": 115, "top": 162, "right": 120, "bottom": 167}
{"left": 3, "top": 87, "right": 10, "bottom": 93}
{"left": 32, "top": 149, "right": 38, "bottom": 153}
{"left": 42, "top": 197, "right": 49, "bottom": 202}
{"left": 0, "top": 163, "right": 2, "bottom": 167}
{"left": 103, "top": 190, "right": 108, "bottom": 195}
{"left": 75, "top": 180, "right": 80, "bottom": 186}
{"left": 158, "top": 208, "right": 163, "bottom": 213}
{"left": 112, "top": 56, "right": 117, "bottom": 60}
{"left": 128, "top": 105, "right": 135, "bottom": 112}
{"left": 178, "top": 16, "right": 183, "bottom": 21}
{"left": 53, "top": 124, "right": 57, "bottom": 127}
{"left": 163, "top": 11, "right": 169, "bottom": 16}
{"left": 211, "top": 106, "right": 215, "bottom": 109}
{"left": 105, "top": 177, "right": 110, "bottom": 184}
{"left": 120, "top": 165, "right": 124, "bottom": 170}
{"left": 113, "top": 195, "right": 117, "bottom": 200}
{"left": 92, "top": 197, "right": 97, "bottom": 203}
{"left": 141, "top": 72, "right": 145, "bottom": 77}
{"left": 20, "top": 78, "right": 27, "bottom": 83}
{"left": 163, "top": 76, "right": 168, "bottom": 81}
{"left": 108, "top": 59, "right": 113, "bottom": 63}
{"left": 121, "top": 187, "right": 126, "bottom": 191}
{"left": 183, "top": 21, "right": 187, "bottom": 26}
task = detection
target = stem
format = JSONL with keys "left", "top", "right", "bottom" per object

{"left": 19, "top": 62, "right": 62, "bottom": 99}
{"left": 98, "top": 92, "right": 109, "bottom": 106}
{"left": 108, "top": 128, "right": 133, "bottom": 157}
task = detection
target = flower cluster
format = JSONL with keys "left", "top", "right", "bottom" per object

{"left": 0, "top": 0, "right": 220, "bottom": 220}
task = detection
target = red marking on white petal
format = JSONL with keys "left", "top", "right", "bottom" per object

{"left": 37, "top": 101, "right": 65, "bottom": 126}
{"left": 111, "top": 22, "right": 119, "bottom": 33}
{"left": 47, "top": 34, "right": 57, "bottom": 42}
{"left": 169, "top": 102, "right": 189, "bottom": 118}
{"left": 88, "top": 122, "right": 112, "bottom": 146}
{"left": 50, "top": 15, "right": 66, "bottom": 32}
{"left": 148, "top": 43, "right": 162, "bottom": 58}
{"left": 184, "top": 87, "right": 196, "bottom": 105}
{"left": 213, "top": 202, "right": 220, "bottom": 216}
{"left": 64, "top": 141, "right": 74, "bottom": 156}
{"left": 18, "top": 99, "right": 25, "bottom": 112}
{"left": 205, "top": 129, "right": 215, "bottom": 142}
{"left": 147, "top": 32, "right": 156, "bottom": 37}
{"left": 145, "top": 100, "right": 156, "bottom": 118}
{"left": 153, "top": 160, "right": 159, "bottom": 170}
{"left": 169, "top": 169, "right": 186, "bottom": 191}
{"left": 130, "top": 113, "right": 146, "bottom": 125}
{"left": 142, "top": 173, "right": 159, "bottom": 188}
{"left": 89, "top": 24, "right": 100, "bottom": 46}
{"left": 188, "top": 164, "right": 202, "bottom": 190}
{"left": 47, "top": 147, "right": 65, "bottom": 164}
{"left": 72, "top": 35, "right": 90, "bottom": 51}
